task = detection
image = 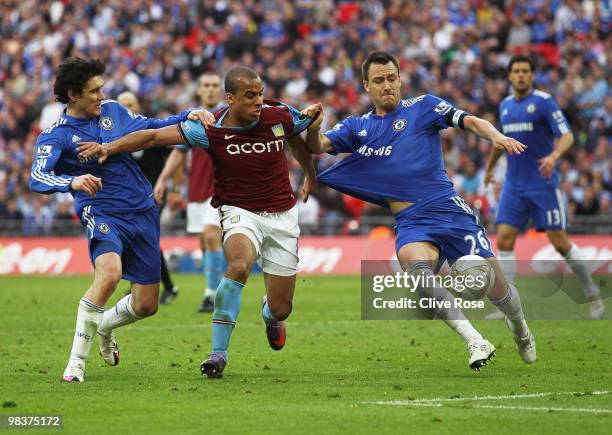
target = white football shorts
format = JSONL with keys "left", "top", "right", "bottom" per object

{"left": 186, "top": 197, "right": 220, "bottom": 233}
{"left": 220, "top": 204, "right": 299, "bottom": 276}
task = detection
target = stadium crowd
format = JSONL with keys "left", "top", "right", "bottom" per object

{"left": 0, "top": 0, "right": 610, "bottom": 236}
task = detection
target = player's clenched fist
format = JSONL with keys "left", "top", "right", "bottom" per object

{"left": 77, "top": 142, "right": 109, "bottom": 163}
{"left": 70, "top": 174, "right": 102, "bottom": 197}
{"left": 302, "top": 102, "right": 323, "bottom": 130}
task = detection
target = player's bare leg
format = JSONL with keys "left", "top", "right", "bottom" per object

{"left": 97, "top": 282, "right": 160, "bottom": 367}
{"left": 397, "top": 242, "right": 494, "bottom": 370}
{"left": 199, "top": 224, "right": 224, "bottom": 313}
{"left": 262, "top": 273, "right": 296, "bottom": 350}
{"left": 547, "top": 230, "right": 604, "bottom": 319}
{"left": 202, "top": 233, "right": 256, "bottom": 378}
{"left": 63, "top": 252, "right": 121, "bottom": 382}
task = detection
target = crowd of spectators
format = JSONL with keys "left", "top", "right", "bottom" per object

{"left": 0, "top": 0, "right": 610, "bottom": 236}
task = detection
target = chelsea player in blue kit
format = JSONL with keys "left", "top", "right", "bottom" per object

{"left": 29, "top": 57, "right": 206, "bottom": 382}
{"left": 485, "top": 55, "right": 604, "bottom": 320}
{"left": 305, "top": 52, "right": 536, "bottom": 369}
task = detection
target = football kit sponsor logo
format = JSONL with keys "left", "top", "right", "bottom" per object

{"left": 502, "top": 122, "right": 534, "bottom": 133}
{"left": 357, "top": 145, "right": 393, "bottom": 157}
{"left": 71, "top": 135, "right": 81, "bottom": 143}
{"left": 226, "top": 139, "right": 284, "bottom": 155}
{"left": 224, "top": 134, "right": 236, "bottom": 139}
{"left": 358, "top": 129, "right": 368, "bottom": 137}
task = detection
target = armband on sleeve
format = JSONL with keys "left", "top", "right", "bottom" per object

{"left": 445, "top": 108, "right": 469, "bottom": 130}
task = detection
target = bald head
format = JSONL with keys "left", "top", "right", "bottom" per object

{"left": 117, "top": 91, "right": 140, "bottom": 113}
{"left": 224, "top": 67, "right": 260, "bottom": 95}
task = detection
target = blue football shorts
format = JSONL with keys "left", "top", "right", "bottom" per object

{"left": 394, "top": 194, "right": 494, "bottom": 268}
{"left": 80, "top": 205, "right": 161, "bottom": 285}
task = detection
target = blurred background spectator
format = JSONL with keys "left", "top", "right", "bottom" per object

{"left": 0, "top": 0, "right": 610, "bottom": 237}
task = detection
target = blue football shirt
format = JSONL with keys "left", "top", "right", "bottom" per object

{"left": 29, "top": 100, "right": 189, "bottom": 215}
{"left": 499, "top": 89, "right": 571, "bottom": 189}
{"left": 318, "top": 94, "right": 468, "bottom": 207}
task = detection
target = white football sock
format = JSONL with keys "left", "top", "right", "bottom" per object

{"left": 409, "top": 262, "right": 482, "bottom": 344}
{"left": 452, "top": 320, "right": 484, "bottom": 344}
{"left": 564, "top": 244, "right": 599, "bottom": 299}
{"left": 68, "top": 299, "right": 104, "bottom": 364}
{"left": 491, "top": 285, "right": 529, "bottom": 337}
{"left": 98, "top": 294, "right": 142, "bottom": 337}
{"left": 498, "top": 250, "right": 517, "bottom": 285}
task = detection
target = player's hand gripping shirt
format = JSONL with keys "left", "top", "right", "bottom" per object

{"left": 318, "top": 94, "right": 468, "bottom": 207}
{"left": 29, "top": 100, "right": 189, "bottom": 215}
{"left": 177, "top": 100, "right": 313, "bottom": 213}
{"left": 499, "top": 89, "right": 571, "bottom": 189}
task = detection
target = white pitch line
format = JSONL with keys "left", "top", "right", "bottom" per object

{"left": 471, "top": 404, "right": 612, "bottom": 414}
{"left": 365, "top": 390, "right": 611, "bottom": 406}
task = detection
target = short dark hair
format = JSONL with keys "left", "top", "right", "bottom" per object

{"left": 507, "top": 55, "right": 535, "bottom": 73}
{"left": 362, "top": 52, "right": 400, "bottom": 81}
{"left": 53, "top": 57, "right": 106, "bottom": 104}
{"left": 224, "top": 67, "right": 260, "bottom": 94}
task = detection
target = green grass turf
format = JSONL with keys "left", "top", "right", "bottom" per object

{"left": 1, "top": 274, "right": 610, "bottom": 434}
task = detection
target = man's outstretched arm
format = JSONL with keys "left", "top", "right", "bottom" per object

{"left": 77, "top": 125, "right": 184, "bottom": 163}
{"left": 463, "top": 116, "right": 526, "bottom": 155}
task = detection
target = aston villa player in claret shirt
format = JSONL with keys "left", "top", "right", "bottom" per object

{"left": 78, "top": 67, "right": 321, "bottom": 378}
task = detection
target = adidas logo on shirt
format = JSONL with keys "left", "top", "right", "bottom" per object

{"left": 358, "top": 129, "right": 368, "bottom": 137}
{"left": 72, "top": 135, "right": 82, "bottom": 143}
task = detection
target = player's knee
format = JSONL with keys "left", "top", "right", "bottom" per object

{"left": 203, "top": 231, "right": 221, "bottom": 250}
{"left": 94, "top": 269, "right": 122, "bottom": 294}
{"left": 226, "top": 260, "right": 251, "bottom": 283}
{"left": 133, "top": 299, "right": 158, "bottom": 317}
{"left": 269, "top": 300, "right": 292, "bottom": 321}
{"left": 496, "top": 234, "right": 514, "bottom": 251}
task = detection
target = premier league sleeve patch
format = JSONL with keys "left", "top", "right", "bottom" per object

{"left": 36, "top": 145, "right": 53, "bottom": 158}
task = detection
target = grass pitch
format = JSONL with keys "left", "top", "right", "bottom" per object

{"left": 1, "top": 274, "right": 611, "bottom": 434}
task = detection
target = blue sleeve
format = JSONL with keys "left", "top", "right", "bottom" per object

{"left": 281, "top": 103, "right": 314, "bottom": 137}
{"left": 543, "top": 97, "right": 571, "bottom": 137}
{"left": 322, "top": 117, "right": 358, "bottom": 154}
{"left": 421, "top": 94, "right": 470, "bottom": 131}
{"left": 177, "top": 120, "right": 209, "bottom": 149}
{"left": 114, "top": 102, "right": 189, "bottom": 134}
{"left": 29, "top": 136, "right": 73, "bottom": 194}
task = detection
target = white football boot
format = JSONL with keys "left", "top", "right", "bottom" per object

{"left": 589, "top": 291, "right": 605, "bottom": 320}
{"left": 467, "top": 337, "right": 496, "bottom": 371}
{"left": 98, "top": 330, "right": 120, "bottom": 366}
{"left": 62, "top": 359, "right": 85, "bottom": 382}
{"left": 505, "top": 318, "right": 536, "bottom": 363}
